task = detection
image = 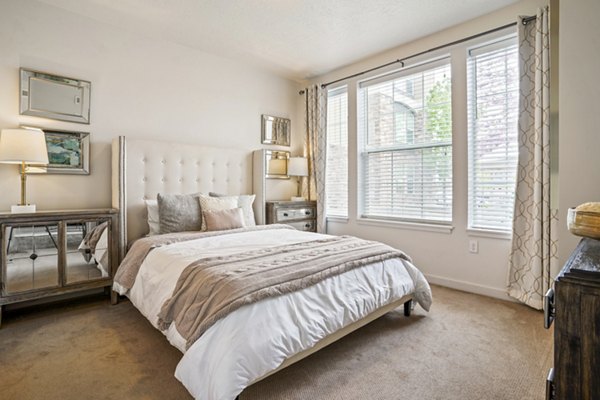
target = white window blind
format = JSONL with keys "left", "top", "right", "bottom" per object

{"left": 326, "top": 86, "right": 348, "bottom": 217}
{"left": 359, "top": 59, "right": 452, "bottom": 223}
{"left": 467, "top": 37, "right": 519, "bottom": 231}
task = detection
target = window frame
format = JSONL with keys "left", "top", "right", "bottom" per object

{"left": 467, "top": 35, "right": 519, "bottom": 233}
{"left": 357, "top": 57, "right": 453, "bottom": 225}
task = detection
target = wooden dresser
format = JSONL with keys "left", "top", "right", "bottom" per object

{"left": 0, "top": 209, "right": 119, "bottom": 326}
{"left": 265, "top": 201, "right": 317, "bottom": 232}
{"left": 545, "top": 238, "right": 600, "bottom": 399}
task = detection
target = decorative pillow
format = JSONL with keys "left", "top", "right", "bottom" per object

{"left": 209, "top": 192, "right": 256, "bottom": 227}
{"left": 145, "top": 199, "right": 160, "bottom": 236}
{"left": 157, "top": 193, "right": 202, "bottom": 234}
{"left": 198, "top": 194, "right": 238, "bottom": 231}
{"left": 203, "top": 208, "right": 245, "bottom": 231}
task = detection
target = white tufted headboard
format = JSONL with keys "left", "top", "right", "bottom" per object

{"left": 111, "top": 136, "right": 254, "bottom": 260}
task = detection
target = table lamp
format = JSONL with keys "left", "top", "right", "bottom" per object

{"left": 268, "top": 154, "right": 287, "bottom": 176}
{"left": 0, "top": 128, "right": 49, "bottom": 213}
{"left": 287, "top": 157, "right": 308, "bottom": 201}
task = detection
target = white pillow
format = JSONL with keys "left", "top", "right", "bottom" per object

{"left": 209, "top": 192, "right": 256, "bottom": 227}
{"left": 198, "top": 194, "right": 238, "bottom": 231}
{"left": 145, "top": 199, "right": 160, "bottom": 236}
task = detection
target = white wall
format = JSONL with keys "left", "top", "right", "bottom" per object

{"left": 558, "top": 0, "right": 600, "bottom": 265}
{"left": 308, "top": 0, "right": 548, "bottom": 300}
{"left": 0, "top": 0, "right": 301, "bottom": 211}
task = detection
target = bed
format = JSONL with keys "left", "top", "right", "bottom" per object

{"left": 111, "top": 136, "right": 432, "bottom": 400}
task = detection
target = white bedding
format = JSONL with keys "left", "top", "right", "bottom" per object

{"left": 123, "top": 228, "right": 432, "bottom": 400}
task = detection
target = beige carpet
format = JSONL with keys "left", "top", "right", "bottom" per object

{"left": 0, "top": 285, "right": 552, "bottom": 400}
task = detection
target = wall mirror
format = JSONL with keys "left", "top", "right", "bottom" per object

{"left": 261, "top": 115, "right": 290, "bottom": 146}
{"left": 265, "top": 150, "right": 290, "bottom": 179}
{"left": 20, "top": 68, "right": 91, "bottom": 124}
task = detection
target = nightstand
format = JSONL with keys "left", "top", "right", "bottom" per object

{"left": 266, "top": 201, "right": 317, "bottom": 232}
{"left": 0, "top": 209, "right": 118, "bottom": 327}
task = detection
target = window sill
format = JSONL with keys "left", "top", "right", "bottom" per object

{"left": 356, "top": 217, "right": 454, "bottom": 234}
{"left": 467, "top": 228, "right": 512, "bottom": 240}
{"left": 326, "top": 216, "right": 349, "bottom": 223}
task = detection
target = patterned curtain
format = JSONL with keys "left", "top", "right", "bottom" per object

{"left": 303, "top": 84, "right": 327, "bottom": 233}
{"left": 507, "top": 7, "right": 557, "bottom": 310}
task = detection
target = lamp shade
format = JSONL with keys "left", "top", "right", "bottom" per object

{"left": 0, "top": 128, "right": 49, "bottom": 164}
{"left": 288, "top": 157, "right": 308, "bottom": 177}
{"left": 268, "top": 158, "right": 287, "bottom": 175}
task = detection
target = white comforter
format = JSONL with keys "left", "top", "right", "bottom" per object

{"left": 124, "top": 228, "right": 432, "bottom": 400}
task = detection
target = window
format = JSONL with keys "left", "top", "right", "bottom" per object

{"left": 326, "top": 86, "right": 348, "bottom": 217}
{"left": 358, "top": 59, "right": 452, "bottom": 223}
{"left": 467, "top": 37, "right": 519, "bottom": 231}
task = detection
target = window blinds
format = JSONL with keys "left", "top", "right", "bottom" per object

{"left": 467, "top": 37, "right": 519, "bottom": 231}
{"left": 326, "top": 86, "right": 348, "bottom": 217}
{"left": 359, "top": 59, "right": 452, "bottom": 223}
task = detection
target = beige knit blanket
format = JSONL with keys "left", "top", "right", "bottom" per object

{"left": 113, "top": 224, "right": 294, "bottom": 291}
{"left": 156, "top": 235, "right": 411, "bottom": 349}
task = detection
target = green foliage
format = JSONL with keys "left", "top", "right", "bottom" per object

{"left": 425, "top": 78, "right": 452, "bottom": 141}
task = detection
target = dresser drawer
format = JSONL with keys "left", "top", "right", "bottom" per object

{"left": 286, "top": 220, "right": 316, "bottom": 232}
{"left": 276, "top": 207, "right": 315, "bottom": 222}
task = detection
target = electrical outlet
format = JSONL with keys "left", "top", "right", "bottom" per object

{"left": 469, "top": 239, "right": 479, "bottom": 254}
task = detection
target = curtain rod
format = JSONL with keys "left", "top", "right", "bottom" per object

{"left": 298, "top": 14, "right": 536, "bottom": 95}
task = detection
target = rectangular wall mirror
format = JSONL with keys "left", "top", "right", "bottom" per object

{"left": 265, "top": 150, "right": 290, "bottom": 179}
{"left": 20, "top": 68, "right": 91, "bottom": 124}
{"left": 261, "top": 115, "right": 291, "bottom": 146}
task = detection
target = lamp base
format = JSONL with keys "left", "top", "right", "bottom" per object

{"left": 290, "top": 196, "right": 306, "bottom": 202}
{"left": 11, "top": 204, "right": 36, "bottom": 213}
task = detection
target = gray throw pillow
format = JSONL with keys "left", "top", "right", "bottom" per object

{"left": 157, "top": 193, "right": 202, "bottom": 234}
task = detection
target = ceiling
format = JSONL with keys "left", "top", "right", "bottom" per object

{"left": 38, "top": 0, "right": 518, "bottom": 81}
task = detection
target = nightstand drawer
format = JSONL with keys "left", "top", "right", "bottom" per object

{"left": 287, "top": 220, "right": 316, "bottom": 231}
{"left": 277, "top": 207, "right": 315, "bottom": 221}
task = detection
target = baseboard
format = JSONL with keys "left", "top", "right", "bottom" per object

{"left": 425, "top": 273, "right": 516, "bottom": 302}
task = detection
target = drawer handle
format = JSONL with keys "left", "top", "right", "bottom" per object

{"left": 282, "top": 213, "right": 289, "bottom": 217}
{"left": 546, "top": 368, "right": 555, "bottom": 400}
{"left": 305, "top": 211, "right": 311, "bottom": 215}
{"left": 304, "top": 223, "right": 311, "bottom": 228}
{"left": 544, "top": 288, "right": 555, "bottom": 329}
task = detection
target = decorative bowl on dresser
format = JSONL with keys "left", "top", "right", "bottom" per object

{"left": 266, "top": 200, "right": 316, "bottom": 232}
{"left": 544, "top": 237, "right": 600, "bottom": 400}
{"left": 0, "top": 208, "right": 118, "bottom": 327}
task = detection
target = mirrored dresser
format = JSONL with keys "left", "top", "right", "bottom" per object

{"left": 266, "top": 201, "right": 317, "bottom": 232}
{"left": 0, "top": 209, "right": 118, "bottom": 327}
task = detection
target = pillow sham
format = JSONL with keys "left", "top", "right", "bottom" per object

{"left": 209, "top": 192, "right": 256, "bottom": 227}
{"left": 158, "top": 192, "right": 202, "bottom": 234}
{"left": 203, "top": 207, "right": 245, "bottom": 231}
{"left": 198, "top": 194, "right": 238, "bottom": 231}
{"left": 144, "top": 199, "right": 160, "bottom": 236}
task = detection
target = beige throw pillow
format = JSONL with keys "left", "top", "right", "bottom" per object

{"left": 198, "top": 194, "right": 238, "bottom": 231}
{"left": 203, "top": 208, "right": 245, "bottom": 231}
{"left": 209, "top": 192, "right": 256, "bottom": 227}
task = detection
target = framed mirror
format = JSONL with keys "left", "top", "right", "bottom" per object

{"left": 20, "top": 68, "right": 91, "bottom": 124}
{"left": 261, "top": 115, "right": 290, "bottom": 146}
{"left": 265, "top": 150, "right": 290, "bottom": 179}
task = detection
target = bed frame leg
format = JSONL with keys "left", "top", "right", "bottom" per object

{"left": 403, "top": 299, "right": 413, "bottom": 317}
{"left": 110, "top": 290, "right": 119, "bottom": 305}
